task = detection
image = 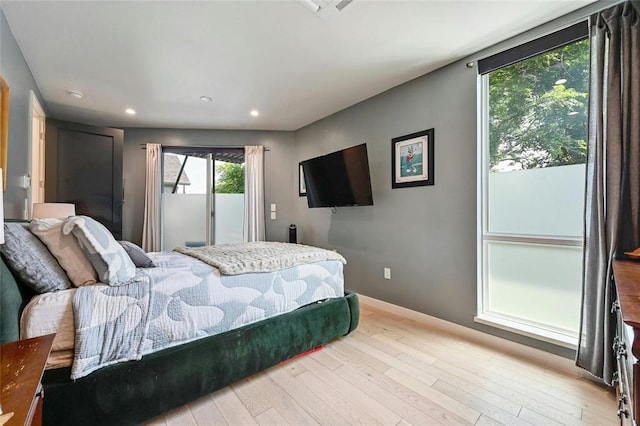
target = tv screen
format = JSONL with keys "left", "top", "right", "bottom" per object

{"left": 301, "top": 143, "right": 374, "bottom": 208}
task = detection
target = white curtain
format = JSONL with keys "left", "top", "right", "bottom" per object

{"left": 244, "top": 145, "right": 265, "bottom": 242}
{"left": 142, "top": 143, "right": 162, "bottom": 252}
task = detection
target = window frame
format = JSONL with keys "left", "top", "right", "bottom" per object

{"left": 475, "top": 24, "right": 589, "bottom": 348}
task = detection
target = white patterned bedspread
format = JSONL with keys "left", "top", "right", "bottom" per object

{"left": 71, "top": 251, "right": 344, "bottom": 379}
{"left": 175, "top": 241, "right": 346, "bottom": 275}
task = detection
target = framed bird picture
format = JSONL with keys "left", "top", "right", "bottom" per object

{"left": 391, "top": 128, "right": 434, "bottom": 189}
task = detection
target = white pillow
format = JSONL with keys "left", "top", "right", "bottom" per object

{"left": 29, "top": 218, "right": 98, "bottom": 287}
{"left": 63, "top": 216, "right": 136, "bottom": 286}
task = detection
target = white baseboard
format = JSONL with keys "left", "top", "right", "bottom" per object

{"left": 357, "top": 294, "right": 599, "bottom": 382}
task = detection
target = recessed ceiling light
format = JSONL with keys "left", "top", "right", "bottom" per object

{"left": 200, "top": 96, "right": 213, "bottom": 103}
{"left": 67, "top": 90, "right": 83, "bottom": 99}
{"left": 125, "top": 108, "right": 136, "bottom": 115}
{"left": 554, "top": 78, "right": 567, "bottom": 85}
{"left": 250, "top": 110, "right": 259, "bottom": 117}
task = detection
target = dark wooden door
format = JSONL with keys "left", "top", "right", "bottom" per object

{"left": 45, "top": 119, "right": 123, "bottom": 239}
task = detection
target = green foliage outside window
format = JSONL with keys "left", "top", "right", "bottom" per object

{"left": 215, "top": 162, "right": 245, "bottom": 193}
{"left": 489, "top": 39, "right": 589, "bottom": 171}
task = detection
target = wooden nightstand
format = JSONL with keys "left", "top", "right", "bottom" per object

{"left": 1, "top": 334, "right": 54, "bottom": 426}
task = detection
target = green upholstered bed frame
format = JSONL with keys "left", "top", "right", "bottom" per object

{"left": 0, "top": 255, "right": 359, "bottom": 425}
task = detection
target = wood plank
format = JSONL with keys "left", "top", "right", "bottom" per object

{"left": 397, "top": 353, "right": 522, "bottom": 416}
{"left": 391, "top": 327, "right": 586, "bottom": 420}
{"left": 295, "top": 370, "right": 384, "bottom": 425}
{"left": 297, "top": 356, "right": 402, "bottom": 425}
{"left": 308, "top": 346, "right": 343, "bottom": 371}
{"left": 431, "top": 379, "right": 531, "bottom": 426}
{"left": 255, "top": 407, "right": 290, "bottom": 426}
{"left": 249, "top": 372, "right": 319, "bottom": 425}
{"left": 212, "top": 387, "right": 258, "bottom": 425}
{"left": 432, "top": 358, "right": 587, "bottom": 424}
{"left": 188, "top": 394, "right": 228, "bottom": 425}
{"left": 143, "top": 296, "right": 616, "bottom": 426}
{"left": 370, "top": 332, "right": 438, "bottom": 365}
{"left": 344, "top": 333, "right": 439, "bottom": 386}
{"left": 518, "top": 406, "right": 564, "bottom": 426}
{"left": 453, "top": 345, "right": 614, "bottom": 413}
{"left": 361, "top": 295, "right": 587, "bottom": 378}
{"left": 579, "top": 407, "right": 620, "bottom": 425}
{"left": 327, "top": 337, "right": 392, "bottom": 373}
{"left": 474, "top": 414, "right": 508, "bottom": 426}
{"left": 230, "top": 376, "right": 272, "bottom": 417}
{"left": 385, "top": 368, "right": 480, "bottom": 424}
{"left": 372, "top": 315, "right": 492, "bottom": 366}
{"left": 266, "top": 361, "right": 350, "bottom": 425}
{"left": 324, "top": 345, "right": 469, "bottom": 426}
{"left": 352, "top": 329, "right": 404, "bottom": 357}
{"left": 334, "top": 363, "right": 460, "bottom": 426}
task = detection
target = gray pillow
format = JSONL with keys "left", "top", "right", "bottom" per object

{"left": 0, "top": 222, "right": 73, "bottom": 293}
{"left": 118, "top": 241, "right": 156, "bottom": 268}
{"left": 63, "top": 216, "right": 136, "bottom": 286}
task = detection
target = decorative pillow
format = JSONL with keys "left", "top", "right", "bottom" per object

{"left": 0, "top": 222, "right": 73, "bottom": 293}
{"left": 63, "top": 216, "right": 136, "bottom": 286}
{"left": 29, "top": 219, "right": 98, "bottom": 287}
{"left": 118, "top": 241, "right": 156, "bottom": 268}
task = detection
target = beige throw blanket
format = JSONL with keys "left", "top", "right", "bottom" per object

{"left": 174, "top": 241, "right": 346, "bottom": 275}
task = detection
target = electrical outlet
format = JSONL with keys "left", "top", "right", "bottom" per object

{"left": 384, "top": 268, "right": 391, "bottom": 280}
{"left": 270, "top": 211, "right": 276, "bottom": 220}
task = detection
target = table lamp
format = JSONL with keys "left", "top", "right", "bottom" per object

{"left": 32, "top": 203, "right": 76, "bottom": 219}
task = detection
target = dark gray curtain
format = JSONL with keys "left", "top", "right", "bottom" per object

{"left": 577, "top": 1, "right": 640, "bottom": 384}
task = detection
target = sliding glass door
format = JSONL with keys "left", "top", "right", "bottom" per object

{"left": 162, "top": 147, "right": 245, "bottom": 250}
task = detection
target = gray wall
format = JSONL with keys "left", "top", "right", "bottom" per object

{"left": 292, "top": 3, "right": 607, "bottom": 357}
{"left": 122, "top": 128, "right": 296, "bottom": 245}
{"left": 294, "top": 61, "right": 483, "bottom": 337}
{"left": 0, "top": 9, "right": 47, "bottom": 218}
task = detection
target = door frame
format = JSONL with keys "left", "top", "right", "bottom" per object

{"left": 161, "top": 147, "right": 244, "bottom": 248}
{"left": 28, "top": 91, "right": 46, "bottom": 219}
{"left": 45, "top": 119, "right": 124, "bottom": 238}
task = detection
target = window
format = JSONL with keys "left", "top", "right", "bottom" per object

{"left": 162, "top": 147, "right": 245, "bottom": 250}
{"left": 477, "top": 23, "right": 589, "bottom": 347}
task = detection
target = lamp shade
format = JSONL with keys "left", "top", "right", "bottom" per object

{"left": 32, "top": 203, "right": 76, "bottom": 219}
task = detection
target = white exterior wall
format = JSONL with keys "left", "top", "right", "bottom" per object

{"left": 488, "top": 164, "right": 585, "bottom": 237}
{"left": 485, "top": 164, "right": 586, "bottom": 335}
{"left": 163, "top": 193, "right": 244, "bottom": 250}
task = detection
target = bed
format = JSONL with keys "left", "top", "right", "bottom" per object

{"left": 0, "top": 219, "right": 359, "bottom": 425}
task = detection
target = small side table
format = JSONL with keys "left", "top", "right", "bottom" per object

{"left": 1, "top": 334, "right": 55, "bottom": 426}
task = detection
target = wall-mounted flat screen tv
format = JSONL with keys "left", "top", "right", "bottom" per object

{"left": 300, "top": 143, "right": 374, "bottom": 208}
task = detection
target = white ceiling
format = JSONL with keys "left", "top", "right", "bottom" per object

{"left": 2, "top": 0, "right": 595, "bottom": 131}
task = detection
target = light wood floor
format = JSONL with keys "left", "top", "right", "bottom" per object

{"left": 147, "top": 297, "right": 617, "bottom": 425}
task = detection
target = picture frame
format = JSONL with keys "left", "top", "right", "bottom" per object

{"left": 298, "top": 163, "right": 306, "bottom": 196}
{"left": 391, "top": 128, "right": 434, "bottom": 189}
